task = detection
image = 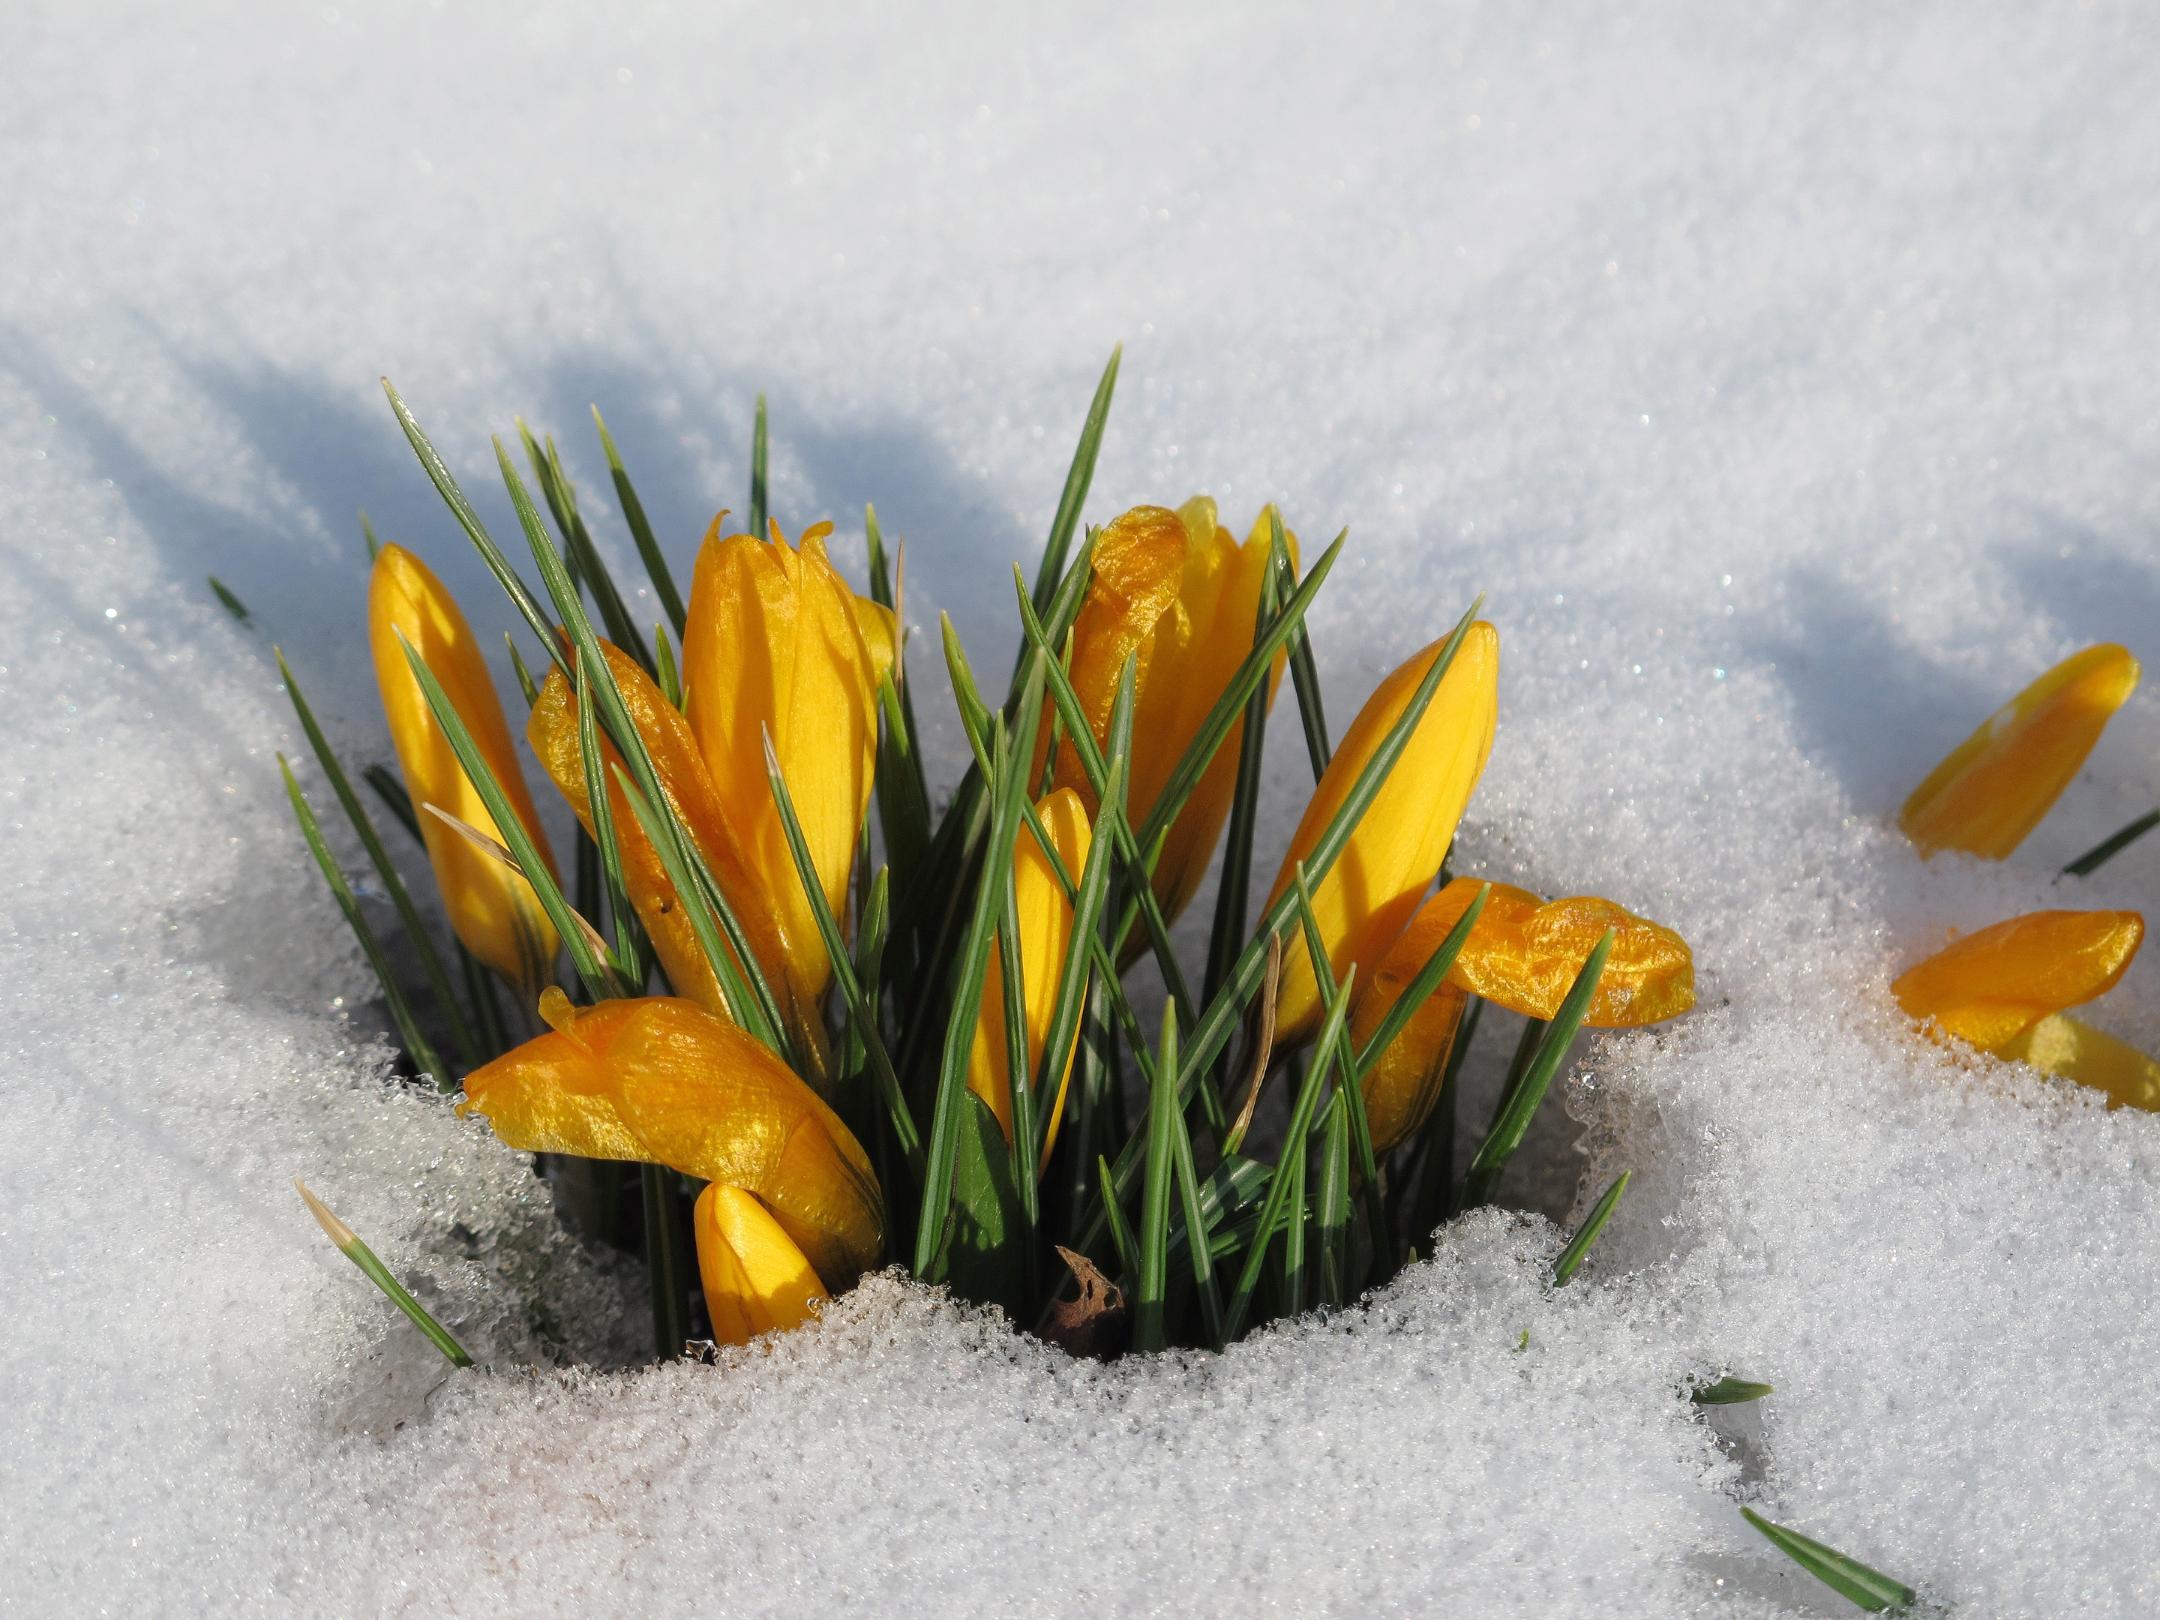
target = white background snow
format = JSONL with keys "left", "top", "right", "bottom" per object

{"left": 5, "top": 2, "right": 2159, "bottom": 1614}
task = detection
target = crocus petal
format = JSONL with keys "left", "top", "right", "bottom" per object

{"left": 1900, "top": 644, "right": 2140, "bottom": 859}
{"left": 694, "top": 1182, "right": 827, "bottom": 1346}
{"left": 967, "top": 789, "right": 1094, "bottom": 1164}
{"left": 526, "top": 640, "right": 795, "bottom": 1034}
{"left": 367, "top": 543, "right": 559, "bottom": 995}
{"left": 681, "top": 521, "right": 890, "bottom": 1033}
{"left": 1406, "top": 877, "right": 1695, "bottom": 1027}
{"left": 1892, "top": 909, "right": 2145, "bottom": 1052}
{"left": 1994, "top": 1013, "right": 2160, "bottom": 1113}
{"left": 459, "top": 991, "right": 883, "bottom": 1285}
{"left": 1036, "top": 504, "right": 1187, "bottom": 797}
{"left": 1039, "top": 502, "right": 1296, "bottom": 941}
{"left": 1265, "top": 623, "right": 1501, "bottom": 1042}
{"left": 1348, "top": 931, "right": 1470, "bottom": 1154}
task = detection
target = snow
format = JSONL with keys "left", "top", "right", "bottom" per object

{"left": 6, "top": 1, "right": 2160, "bottom": 1613}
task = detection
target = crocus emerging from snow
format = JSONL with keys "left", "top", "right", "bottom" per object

{"left": 459, "top": 990, "right": 883, "bottom": 1286}
{"left": 1892, "top": 907, "right": 2144, "bottom": 1057}
{"left": 695, "top": 1182, "right": 828, "bottom": 1347}
{"left": 1264, "top": 622, "right": 1501, "bottom": 1042}
{"left": 1038, "top": 500, "right": 1293, "bottom": 934}
{"left": 966, "top": 788, "right": 1093, "bottom": 1165}
{"left": 367, "top": 543, "right": 559, "bottom": 997}
{"left": 1900, "top": 644, "right": 2140, "bottom": 860}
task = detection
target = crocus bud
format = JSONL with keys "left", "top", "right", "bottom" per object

{"left": 367, "top": 544, "right": 558, "bottom": 995}
{"left": 1901, "top": 644, "right": 2139, "bottom": 859}
{"left": 682, "top": 520, "right": 896, "bottom": 1032}
{"left": 1406, "top": 877, "right": 1694, "bottom": 1027}
{"left": 695, "top": 1183, "right": 827, "bottom": 1347}
{"left": 1265, "top": 624, "right": 1500, "bottom": 1042}
{"left": 966, "top": 788, "right": 1093, "bottom": 1164}
{"left": 459, "top": 990, "right": 883, "bottom": 1285}
{"left": 527, "top": 639, "right": 794, "bottom": 1037}
{"left": 1892, "top": 908, "right": 2145, "bottom": 1052}
{"left": 1040, "top": 501, "right": 1294, "bottom": 935}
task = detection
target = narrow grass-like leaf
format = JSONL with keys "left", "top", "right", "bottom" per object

{"left": 1221, "top": 964, "right": 1357, "bottom": 1341}
{"left": 1096, "top": 1155, "right": 1140, "bottom": 1282}
{"left": 363, "top": 763, "right": 422, "bottom": 843}
{"left": 359, "top": 510, "right": 384, "bottom": 562}
{"left": 1740, "top": 1509, "right": 1916, "bottom": 1613}
{"left": 575, "top": 655, "right": 648, "bottom": 985}
{"left": 652, "top": 621, "right": 683, "bottom": 707}
{"left": 761, "top": 728, "right": 922, "bottom": 1171}
{"left": 1462, "top": 932, "right": 1614, "bottom": 1208}
{"left": 295, "top": 1180, "right": 472, "bottom": 1367}
{"left": 915, "top": 635, "right": 1050, "bottom": 1275}
{"left": 1203, "top": 551, "right": 1280, "bottom": 1082}
{"left": 526, "top": 427, "right": 651, "bottom": 672}
{"left": 1289, "top": 863, "right": 1388, "bottom": 1283}
{"left": 208, "top": 576, "right": 251, "bottom": 623}
{"left": 1693, "top": 1376, "right": 1775, "bottom": 1406}
{"left": 395, "top": 629, "right": 605, "bottom": 999}
{"left": 748, "top": 393, "right": 769, "bottom": 541}
{"left": 1279, "top": 1114, "right": 1309, "bottom": 1317}
{"left": 278, "top": 651, "right": 478, "bottom": 1066}
{"left": 1029, "top": 756, "right": 1123, "bottom": 1177}
{"left": 1168, "top": 1065, "right": 1226, "bottom": 1347}
{"left": 2063, "top": 808, "right": 2160, "bottom": 877}
{"left": 1026, "top": 344, "right": 1121, "bottom": 620}
{"left": 381, "top": 381, "right": 567, "bottom": 676}
{"left": 1352, "top": 884, "right": 1489, "bottom": 1078}
{"left": 592, "top": 405, "right": 687, "bottom": 638}
{"left": 1269, "top": 508, "right": 1330, "bottom": 779}
{"left": 280, "top": 757, "right": 446, "bottom": 1083}
{"left": 1402, "top": 995, "right": 1481, "bottom": 1254}
{"left": 1316, "top": 1090, "right": 1351, "bottom": 1307}
{"left": 995, "top": 848, "right": 1039, "bottom": 1234}
{"left": 1133, "top": 1000, "right": 1181, "bottom": 1352}
{"left": 505, "top": 635, "right": 541, "bottom": 709}
{"left": 1551, "top": 1169, "right": 1631, "bottom": 1286}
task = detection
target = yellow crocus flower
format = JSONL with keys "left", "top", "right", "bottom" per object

{"left": 1892, "top": 908, "right": 2143, "bottom": 1050}
{"left": 1995, "top": 1014, "right": 2160, "bottom": 1112}
{"left": 1347, "top": 943, "right": 1469, "bottom": 1154}
{"left": 1401, "top": 877, "right": 1695, "bottom": 1027}
{"left": 682, "top": 519, "right": 896, "bottom": 1048}
{"left": 695, "top": 1182, "right": 828, "bottom": 1347}
{"left": 1038, "top": 500, "right": 1293, "bottom": 933}
{"left": 1900, "top": 644, "right": 2139, "bottom": 859}
{"left": 1265, "top": 623, "right": 1501, "bottom": 1043}
{"left": 367, "top": 543, "right": 559, "bottom": 997}
{"left": 966, "top": 788, "right": 1093, "bottom": 1164}
{"left": 459, "top": 990, "right": 883, "bottom": 1286}
{"left": 527, "top": 639, "right": 793, "bottom": 1031}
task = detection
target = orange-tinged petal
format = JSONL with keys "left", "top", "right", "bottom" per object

{"left": 1266, "top": 624, "right": 1501, "bottom": 1042}
{"left": 1892, "top": 909, "right": 2145, "bottom": 1052}
{"left": 367, "top": 544, "right": 559, "bottom": 995}
{"left": 525, "top": 641, "right": 796, "bottom": 1036}
{"left": 1407, "top": 877, "right": 1696, "bottom": 1027}
{"left": 459, "top": 991, "right": 883, "bottom": 1285}
{"left": 1994, "top": 1013, "right": 2160, "bottom": 1113}
{"left": 695, "top": 1183, "right": 827, "bottom": 1346}
{"left": 967, "top": 789, "right": 1094, "bottom": 1166}
{"left": 1900, "top": 644, "right": 2140, "bottom": 859}
{"left": 682, "top": 522, "right": 886, "bottom": 1025}
{"left": 1348, "top": 931, "right": 1470, "bottom": 1154}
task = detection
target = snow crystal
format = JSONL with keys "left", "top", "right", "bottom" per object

{"left": 5, "top": 1, "right": 2159, "bottom": 1614}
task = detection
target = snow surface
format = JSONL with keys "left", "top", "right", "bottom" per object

{"left": 6, "top": 2, "right": 2160, "bottom": 1613}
